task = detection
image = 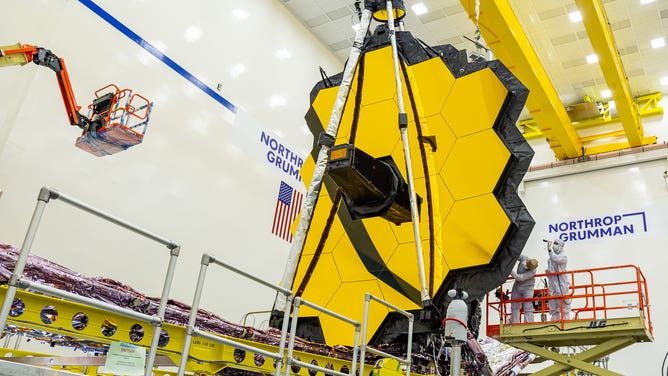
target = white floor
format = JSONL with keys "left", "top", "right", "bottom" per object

{"left": 0, "top": 360, "right": 81, "bottom": 376}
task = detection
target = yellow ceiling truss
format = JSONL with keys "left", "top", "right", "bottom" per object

{"left": 575, "top": 0, "right": 657, "bottom": 149}
{"left": 460, "top": 0, "right": 660, "bottom": 160}
{"left": 519, "top": 92, "right": 663, "bottom": 141}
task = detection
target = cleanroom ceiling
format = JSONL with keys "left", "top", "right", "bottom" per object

{"left": 282, "top": 0, "right": 668, "bottom": 160}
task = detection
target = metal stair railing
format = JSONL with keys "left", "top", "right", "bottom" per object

{"left": 359, "top": 293, "right": 414, "bottom": 376}
{"left": 176, "top": 253, "right": 293, "bottom": 376}
{"left": 285, "top": 297, "right": 360, "bottom": 376}
{"left": 0, "top": 186, "right": 180, "bottom": 376}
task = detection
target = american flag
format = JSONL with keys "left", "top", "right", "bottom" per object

{"left": 272, "top": 181, "right": 303, "bottom": 242}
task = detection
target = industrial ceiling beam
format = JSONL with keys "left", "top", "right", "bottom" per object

{"left": 519, "top": 92, "right": 663, "bottom": 141}
{"left": 581, "top": 139, "right": 652, "bottom": 156}
{"left": 575, "top": 0, "right": 656, "bottom": 148}
{"left": 459, "top": 0, "right": 582, "bottom": 160}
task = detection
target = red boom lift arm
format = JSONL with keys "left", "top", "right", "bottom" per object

{"left": 0, "top": 43, "right": 92, "bottom": 129}
{"left": 0, "top": 43, "right": 153, "bottom": 156}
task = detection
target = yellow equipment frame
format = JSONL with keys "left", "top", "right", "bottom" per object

{"left": 0, "top": 286, "right": 362, "bottom": 375}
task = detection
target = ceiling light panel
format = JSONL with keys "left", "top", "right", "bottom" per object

{"left": 275, "top": 48, "right": 292, "bottom": 60}
{"left": 650, "top": 37, "right": 665, "bottom": 48}
{"left": 569, "top": 11, "right": 582, "bottom": 23}
{"left": 412, "top": 3, "right": 428, "bottom": 15}
{"left": 231, "top": 8, "right": 249, "bottom": 20}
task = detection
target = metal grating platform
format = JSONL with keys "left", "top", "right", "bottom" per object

{"left": 498, "top": 315, "right": 653, "bottom": 347}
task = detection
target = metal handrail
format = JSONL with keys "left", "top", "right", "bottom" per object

{"left": 176, "top": 253, "right": 293, "bottom": 376}
{"left": 0, "top": 186, "right": 180, "bottom": 376}
{"left": 359, "top": 293, "right": 414, "bottom": 376}
{"left": 487, "top": 264, "right": 652, "bottom": 336}
{"left": 240, "top": 309, "right": 273, "bottom": 327}
{"left": 285, "top": 297, "right": 360, "bottom": 376}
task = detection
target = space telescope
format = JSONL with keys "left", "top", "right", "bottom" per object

{"left": 272, "top": 0, "right": 535, "bottom": 349}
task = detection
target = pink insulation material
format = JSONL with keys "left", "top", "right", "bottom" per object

{"left": 0, "top": 242, "right": 348, "bottom": 358}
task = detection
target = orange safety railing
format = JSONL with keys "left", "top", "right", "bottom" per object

{"left": 88, "top": 83, "right": 153, "bottom": 136}
{"left": 486, "top": 264, "right": 652, "bottom": 337}
{"left": 75, "top": 83, "right": 153, "bottom": 156}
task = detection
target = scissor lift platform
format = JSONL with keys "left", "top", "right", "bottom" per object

{"left": 486, "top": 264, "right": 653, "bottom": 376}
{"left": 492, "top": 314, "right": 652, "bottom": 347}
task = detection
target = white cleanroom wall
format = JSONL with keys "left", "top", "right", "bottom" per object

{"left": 524, "top": 100, "right": 667, "bottom": 375}
{"left": 0, "top": 0, "right": 340, "bottom": 325}
{"left": 513, "top": 153, "right": 668, "bottom": 375}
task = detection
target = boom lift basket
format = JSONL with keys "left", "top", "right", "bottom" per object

{"left": 75, "top": 84, "right": 153, "bottom": 157}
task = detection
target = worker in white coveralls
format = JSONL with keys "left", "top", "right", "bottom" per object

{"left": 545, "top": 239, "right": 571, "bottom": 320}
{"left": 510, "top": 255, "right": 538, "bottom": 324}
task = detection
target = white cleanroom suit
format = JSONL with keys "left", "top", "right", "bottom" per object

{"left": 546, "top": 239, "right": 571, "bottom": 320}
{"left": 510, "top": 255, "right": 538, "bottom": 324}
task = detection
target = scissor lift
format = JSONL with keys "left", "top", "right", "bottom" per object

{"left": 486, "top": 265, "right": 653, "bottom": 376}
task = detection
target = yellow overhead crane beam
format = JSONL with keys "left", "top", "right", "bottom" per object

{"left": 518, "top": 92, "right": 663, "bottom": 140}
{"left": 575, "top": 0, "right": 657, "bottom": 149}
{"left": 459, "top": 0, "right": 582, "bottom": 160}
{"left": 459, "top": 0, "right": 659, "bottom": 160}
